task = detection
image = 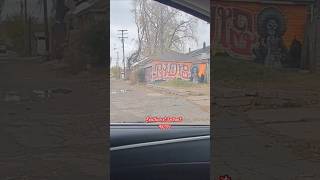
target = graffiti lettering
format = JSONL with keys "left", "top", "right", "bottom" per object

{"left": 152, "top": 62, "right": 191, "bottom": 81}
{"left": 214, "top": 5, "right": 257, "bottom": 58}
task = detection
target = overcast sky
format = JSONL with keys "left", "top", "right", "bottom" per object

{"left": 110, "top": 0, "right": 210, "bottom": 67}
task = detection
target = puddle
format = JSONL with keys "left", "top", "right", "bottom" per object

{"left": 4, "top": 91, "right": 21, "bottom": 102}
{"left": 111, "top": 89, "right": 130, "bottom": 94}
{"left": 32, "top": 90, "right": 51, "bottom": 99}
{"left": 147, "top": 93, "right": 163, "bottom": 97}
{"left": 3, "top": 88, "right": 73, "bottom": 102}
{"left": 51, "top": 88, "right": 72, "bottom": 94}
{"left": 32, "top": 88, "right": 72, "bottom": 98}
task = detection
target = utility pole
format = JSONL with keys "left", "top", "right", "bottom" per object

{"left": 114, "top": 47, "right": 120, "bottom": 79}
{"left": 20, "top": 0, "right": 23, "bottom": 17}
{"left": 116, "top": 51, "right": 120, "bottom": 79}
{"left": 43, "top": 0, "right": 50, "bottom": 60}
{"left": 113, "top": 47, "right": 119, "bottom": 67}
{"left": 28, "top": 16, "right": 32, "bottom": 55}
{"left": 116, "top": 51, "right": 119, "bottom": 67}
{"left": 118, "top": 29, "right": 128, "bottom": 79}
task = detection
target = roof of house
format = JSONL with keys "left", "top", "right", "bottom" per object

{"left": 131, "top": 55, "right": 150, "bottom": 67}
{"left": 150, "top": 50, "right": 196, "bottom": 62}
{"left": 72, "top": 1, "right": 95, "bottom": 15}
{"left": 134, "top": 49, "right": 209, "bottom": 69}
{"left": 187, "top": 46, "right": 210, "bottom": 57}
{"left": 67, "top": 0, "right": 106, "bottom": 16}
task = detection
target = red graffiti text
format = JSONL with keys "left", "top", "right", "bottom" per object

{"left": 152, "top": 62, "right": 192, "bottom": 81}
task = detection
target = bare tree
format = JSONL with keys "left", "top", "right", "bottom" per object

{"left": 131, "top": 0, "right": 198, "bottom": 58}
{"left": 0, "top": 0, "right": 6, "bottom": 19}
{"left": 36, "top": 0, "right": 57, "bottom": 16}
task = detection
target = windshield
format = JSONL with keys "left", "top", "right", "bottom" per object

{"left": 110, "top": 0, "right": 210, "bottom": 126}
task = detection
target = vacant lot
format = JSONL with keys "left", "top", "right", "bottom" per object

{"left": 214, "top": 55, "right": 320, "bottom": 91}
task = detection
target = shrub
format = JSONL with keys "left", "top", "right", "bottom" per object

{"left": 137, "top": 68, "right": 145, "bottom": 82}
{"left": 129, "top": 68, "right": 145, "bottom": 84}
{"left": 110, "top": 66, "right": 121, "bottom": 79}
{"left": 3, "top": 15, "right": 25, "bottom": 55}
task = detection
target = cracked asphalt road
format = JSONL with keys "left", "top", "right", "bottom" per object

{"left": 110, "top": 78, "right": 210, "bottom": 124}
{"left": 0, "top": 57, "right": 108, "bottom": 179}
{"left": 212, "top": 107, "right": 320, "bottom": 180}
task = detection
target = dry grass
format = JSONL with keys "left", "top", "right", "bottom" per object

{"left": 214, "top": 55, "right": 320, "bottom": 90}
{"left": 158, "top": 79, "right": 209, "bottom": 88}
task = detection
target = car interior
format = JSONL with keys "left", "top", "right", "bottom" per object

{"left": 110, "top": 1, "right": 210, "bottom": 179}
{"left": 110, "top": 124, "right": 210, "bottom": 180}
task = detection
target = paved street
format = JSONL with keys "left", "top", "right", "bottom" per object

{"left": 110, "top": 78, "right": 210, "bottom": 124}
{"left": 212, "top": 106, "right": 320, "bottom": 179}
{"left": 0, "top": 57, "right": 108, "bottom": 179}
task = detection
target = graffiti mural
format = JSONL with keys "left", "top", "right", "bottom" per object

{"left": 253, "top": 7, "right": 287, "bottom": 68}
{"left": 213, "top": 4, "right": 257, "bottom": 58}
{"left": 213, "top": 4, "right": 304, "bottom": 67}
{"left": 152, "top": 62, "right": 192, "bottom": 81}
{"left": 190, "top": 64, "right": 199, "bottom": 83}
{"left": 190, "top": 64, "right": 207, "bottom": 83}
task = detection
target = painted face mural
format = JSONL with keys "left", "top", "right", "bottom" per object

{"left": 213, "top": 4, "right": 304, "bottom": 68}
{"left": 190, "top": 65, "right": 199, "bottom": 83}
{"left": 266, "top": 19, "right": 278, "bottom": 36}
{"left": 257, "top": 7, "right": 286, "bottom": 38}
{"left": 254, "top": 7, "right": 287, "bottom": 68}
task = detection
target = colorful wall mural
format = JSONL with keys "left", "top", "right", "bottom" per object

{"left": 213, "top": 1, "right": 309, "bottom": 67}
{"left": 145, "top": 61, "right": 208, "bottom": 82}
{"left": 190, "top": 64, "right": 207, "bottom": 83}
{"left": 213, "top": 4, "right": 257, "bottom": 58}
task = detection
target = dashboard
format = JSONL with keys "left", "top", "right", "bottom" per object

{"left": 110, "top": 124, "right": 210, "bottom": 180}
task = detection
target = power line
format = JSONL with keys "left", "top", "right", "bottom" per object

{"left": 118, "top": 29, "right": 128, "bottom": 79}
